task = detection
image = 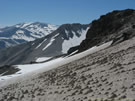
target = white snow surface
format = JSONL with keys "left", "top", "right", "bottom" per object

{"left": 42, "top": 33, "right": 59, "bottom": 51}
{"left": 16, "top": 30, "right": 24, "bottom": 34}
{"left": 0, "top": 37, "right": 10, "bottom": 39}
{"left": 16, "top": 22, "right": 32, "bottom": 28}
{"left": 0, "top": 41, "right": 112, "bottom": 86}
{"left": 20, "top": 23, "right": 58, "bottom": 38}
{"left": 12, "top": 31, "right": 35, "bottom": 41}
{"left": 0, "top": 58, "right": 64, "bottom": 84}
{"left": 1, "top": 22, "right": 59, "bottom": 46}
{"left": 35, "top": 39, "right": 47, "bottom": 49}
{"left": 42, "top": 39, "right": 55, "bottom": 51}
{"left": 62, "top": 27, "right": 89, "bottom": 53}
{"left": 36, "top": 57, "right": 52, "bottom": 62}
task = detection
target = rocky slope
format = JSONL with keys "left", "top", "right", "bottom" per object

{"left": 0, "top": 34, "right": 135, "bottom": 101}
{"left": 0, "top": 9, "right": 135, "bottom": 101}
{"left": 0, "top": 22, "right": 58, "bottom": 49}
{"left": 79, "top": 9, "right": 135, "bottom": 52}
{"left": 0, "top": 23, "right": 89, "bottom": 66}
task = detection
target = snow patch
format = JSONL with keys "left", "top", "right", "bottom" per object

{"left": 15, "top": 22, "right": 59, "bottom": 40}
{"left": 42, "top": 33, "right": 59, "bottom": 51}
{"left": 11, "top": 30, "right": 35, "bottom": 41}
{"left": 35, "top": 39, "right": 47, "bottom": 49}
{"left": 53, "top": 33, "right": 59, "bottom": 38}
{"left": 32, "top": 43, "right": 35, "bottom": 45}
{"left": 0, "top": 58, "right": 63, "bottom": 82}
{"left": 21, "top": 23, "right": 32, "bottom": 28}
{"left": 36, "top": 57, "right": 52, "bottom": 62}
{"left": 12, "top": 33, "right": 35, "bottom": 41}
{"left": 0, "top": 37, "right": 10, "bottom": 39}
{"left": 16, "top": 30, "right": 24, "bottom": 34}
{"left": 42, "top": 39, "right": 55, "bottom": 51}
{"left": 65, "top": 30, "right": 69, "bottom": 37}
{"left": 0, "top": 41, "right": 112, "bottom": 85}
{"left": 25, "top": 23, "right": 59, "bottom": 37}
{"left": 62, "top": 27, "right": 89, "bottom": 53}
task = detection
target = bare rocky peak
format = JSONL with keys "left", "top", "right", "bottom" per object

{"left": 79, "top": 9, "right": 135, "bottom": 52}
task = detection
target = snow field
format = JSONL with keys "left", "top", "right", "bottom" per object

{"left": 0, "top": 41, "right": 112, "bottom": 87}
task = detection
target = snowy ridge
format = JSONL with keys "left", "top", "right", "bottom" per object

{"left": 14, "top": 22, "right": 59, "bottom": 40}
{"left": 12, "top": 30, "right": 35, "bottom": 41}
{"left": 0, "top": 22, "right": 59, "bottom": 48}
{"left": 15, "top": 23, "right": 32, "bottom": 28}
{"left": 15, "top": 22, "right": 58, "bottom": 38}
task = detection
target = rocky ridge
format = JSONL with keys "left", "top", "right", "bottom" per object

{"left": 79, "top": 9, "right": 135, "bottom": 52}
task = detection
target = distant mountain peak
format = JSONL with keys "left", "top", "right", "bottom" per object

{"left": 15, "top": 22, "right": 32, "bottom": 28}
{"left": 0, "top": 22, "right": 59, "bottom": 49}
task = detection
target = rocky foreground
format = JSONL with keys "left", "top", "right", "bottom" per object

{"left": 0, "top": 36, "right": 135, "bottom": 101}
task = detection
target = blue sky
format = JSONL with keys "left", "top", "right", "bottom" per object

{"left": 0, "top": 0, "right": 135, "bottom": 26}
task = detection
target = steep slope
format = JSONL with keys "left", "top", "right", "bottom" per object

{"left": 79, "top": 9, "right": 135, "bottom": 52}
{"left": 0, "top": 41, "right": 112, "bottom": 81}
{"left": 0, "top": 23, "right": 89, "bottom": 66}
{"left": 1, "top": 9, "right": 135, "bottom": 101}
{"left": 0, "top": 33, "right": 135, "bottom": 101}
{"left": 0, "top": 22, "right": 58, "bottom": 49}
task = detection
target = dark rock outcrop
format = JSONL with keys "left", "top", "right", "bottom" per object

{"left": 0, "top": 65, "right": 20, "bottom": 76}
{"left": 67, "top": 45, "right": 79, "bottom": 55}
{"left": 79, "top": 9, "right": 135, "bottom": 52}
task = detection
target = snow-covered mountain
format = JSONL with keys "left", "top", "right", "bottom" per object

{"left": 0, "top": 23, "right": 89, "bottom": 66}
{"left": 0, "top": 9, "right": 135, "bottom": 101}
{"left": 0, "top": 22, "right": 59, "bottom": 49}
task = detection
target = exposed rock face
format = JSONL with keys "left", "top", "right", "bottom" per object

{"left": 0, "top": 65, "right": 19, "bottom": 76}
{"left": 67, "top": 45, "right": 79, "bottom": 54}
{"left": 79, "top": 9, "right": 135, "bottom": 52}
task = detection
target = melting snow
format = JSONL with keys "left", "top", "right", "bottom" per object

{"left": 35, "top": 39, "right": 47, "bottom": 49}
{"left": 16, "top": 30, "right": 24, "bottom": 34}
{"left": 0, "top": 41, "right": 112, "bottom": 85}
{"left": 36, "top": 57, "right": 52, "bottom": 62}
{"left": 26, "top": 24, "right": 59, "bottom": 37}
{"left": 0, "top": 58, "right": 64, "bottom": 83}
{"left": 32, "top": 43, "right": 35, "bottom": 45}
{"left": 53, "top": 33, "right": 59, "bottom": 38}
{"left": 11, "top": 30, "right": 35, "bottom": 42}
{"left": 12, "top": 33, "right": 35, "bottom": 41}
{"left": 42, "top": 33, "right": 59, "bottom": 51}
{"left": 0, "top": 37, "right": 10, "bottom": 39}
{"left": 65, "top": 30, "right": 69, "bottom": 37}
{"left": 62, "top": 27, "right": 89, "bottom": 53}
{"left": 16, "top": 23, "right": 59, "bottom": 39}
{"left": 42, "top": 39, "right": 55, "bottom": 51}
{"left": 21, "top": 23, "right": 32, "bottom": 28}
